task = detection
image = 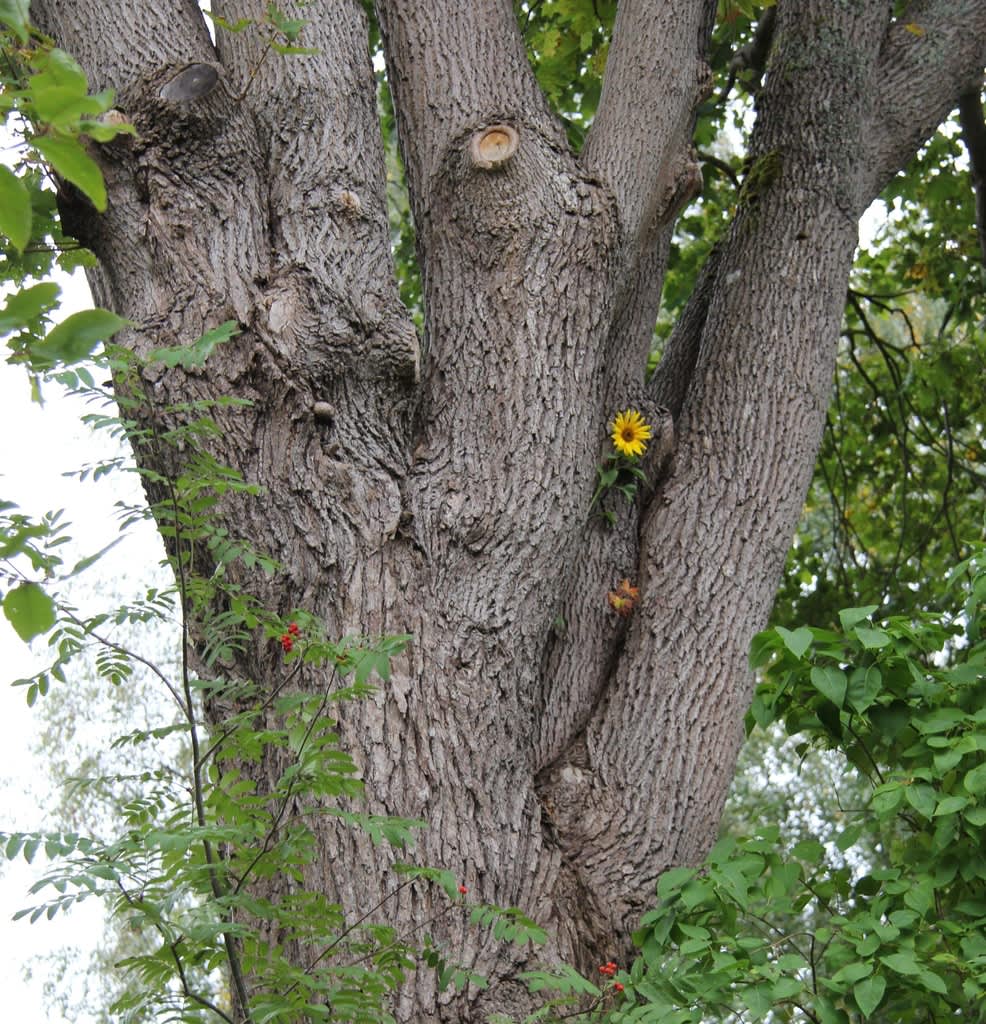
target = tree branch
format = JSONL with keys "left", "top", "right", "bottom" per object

{"left": 862, "top": 0, "right": 986, "bottom": 208}
{"left": 959, "top": 89, "right": 986, "bottom": 265}
{"left": 715, "top": 7, "right": 776, "bottom": 105}
{"left": 649, "top": 243, "right": 724, "bottom": 420}
{"left": 32, "top": 0, "right": 216, "bottom": 97}
{"left": 32, "top": 0, "right": 270, "bottom": 337}
{"left": 575, "top": 1, "right": 715, "bottom": 407}
{"left": 549, "top": 1, "right": 894, "bottom": 927}
{"left": 581, "top": 0, "right": 716, "bottom": 248}
{"left": 212, "top": 0, "right": 420, "bottom": 399}
{"left": 374, "top": 0, "right": 560, "bottom": 226}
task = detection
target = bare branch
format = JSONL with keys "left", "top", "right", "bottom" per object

{"left": 715, "top": 6, "right": 776, "bottom": 105}
{"left": 959, "top": 89, "right": 986, "bottom": 265}
{"left": 862, "top": 0, "right": 986, "bottom": 207}
{"left": 581, "top": 0, "right": 716, "bottom": 247}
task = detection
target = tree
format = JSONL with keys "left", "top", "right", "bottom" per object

{"left": 19, "top": 1, "right": 986, "bottom": 1020}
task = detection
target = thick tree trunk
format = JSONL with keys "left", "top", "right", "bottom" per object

{"left": 33, "top": 1, "right": 986, "bottom": 1020}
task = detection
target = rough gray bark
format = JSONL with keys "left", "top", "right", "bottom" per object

{"left": 959, "top": 89, "right": 986, "bottom": 264}
{"left": 31, "top": 1, "right": 986, "bottom": 1020}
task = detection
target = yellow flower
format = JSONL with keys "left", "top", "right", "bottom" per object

{"left": 610, "top": 409, "right": 652, "bottom": 458}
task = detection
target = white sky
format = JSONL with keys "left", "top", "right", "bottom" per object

{"left": 0, "top": 268, "right": 162, "bottom": 1022}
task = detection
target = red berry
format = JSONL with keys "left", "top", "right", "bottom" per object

{"left": 458, "top": 885, "right": 468, "bottom": 894}
{"left": 280, "top": 634, "right": 293, "bottom": 652}
{"left": 614, "top": 982, "right": 624, "bottom": 993}
{"left": 288, "top": 622, "right": 300, "bottom": 635}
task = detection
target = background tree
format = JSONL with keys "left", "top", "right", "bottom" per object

{"left": 20, "top": 1, "right": 986, "bottom": 1020}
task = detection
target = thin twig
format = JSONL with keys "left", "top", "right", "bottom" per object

{"left": 159, "top": 454, "right": 253, "bottom": 1021}
{"left": 277, "top": 878, "right": 416, "bottom": 999}
{"left": 62, "top": 607, "right": 185, "bottom": 711}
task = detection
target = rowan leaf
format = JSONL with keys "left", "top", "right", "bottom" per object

{"left": 0, "top": 166, "right": 32, "bottom": 251}
{"left": 3, "top": 582, "right": 56, "bottom": 642}
{"left": 29, "top": 134, "right": 107, "bottom": 211}
{"left": 33, "top": 308, "right": 128, "bottom": 366}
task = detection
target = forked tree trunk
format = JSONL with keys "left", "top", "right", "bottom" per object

{"left": 33, "top": 1, "right": 986, "bottom": 1020}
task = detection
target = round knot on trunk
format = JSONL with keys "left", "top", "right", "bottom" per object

{"left": 159, "top": 63, "right": 221, "bottom": 103}
{"left": 469, "top": 124, "right": 519, "bottom": 170}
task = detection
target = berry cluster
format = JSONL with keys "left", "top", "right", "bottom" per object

{"left": 457, "top": 884, "right": 468, "bottom": 895}
{"left": 599, "top": 962, "right": 624, "bottom": 993}
{"left": 280, "top": 621, "right": 300, "bottom": 653}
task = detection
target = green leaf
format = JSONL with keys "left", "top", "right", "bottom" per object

{"left": 847, "top": 665, "right": 882, "bottom": 713}
{"left": 964, "top": 763, "right": 986, "bottom": 796}
{"left": 792, "top": 839, "right": 825, "bottom": 863}
{"left": 903, "top": 878, "right": 935, "bottom": 915}
{"left": 207, "top": 13, "right": 254, "bottom": 32}
{"left": 933, "top": 795, "right": 969, "bottom": 816}
{"left": 810, "top": 665, "right": 847, "bottom": 708}
{"left": 854, "top": 974, "right": 886, "bottom": 1018}
{"left": 964, "top": 806, "right": 986, "bottom": 826}
{"left": 0, "top": 166, "right": 33, "bottom": 252}
{"left": 871, "top": 781, "right": 905, "bottom": 816}
{"left": 0, "top": 0, "right": 30, "bottom": 40}
{"left": 880, "top": 951, "right": 920, "bottom": 976}
{"left": 3, "top": 583, "right": 56, "bottom": 642}
{"left": 776, "top": 625, "right": 812, "bottom": 659}
{"left": 839, "top": 605, "right": 879, "bottom": 630}
{"left": 904, "top": 783, "right": 937, "bottom": 819}
{"left": 836, "top": 822, "right": 864, "bottom": 851}
{"left": 29, "top": 135, "right": 107, "bottom": 211}
{"left": 771, "top": 976, "right": 803, "bottom": 1000}
{"left": 38, "top": 49, "right": 87, "bottom": 94}
{"left": 833, "top": 961, "right": 871, "bottom": 985}
{"left": 915, "top": 707, "right": 966, "bottom": 734}
{"left": 0, "top": 281, "right": 61, "bottom": 336}
{"left": 149, "top": 320, "right": 240, "bottom": 368}
{"left": 854, "top": 626, "right": 891, "bottom": 649}
{"left": 657, "top": 866, "right": 696, "bottom": 899}
{"left": 740, "top": 983, "right": 773, "bottom": 1020}
{"left": 34, "top": 308, "right": 128, "bottom": 367}
{"left": 917, "top": 968, "right": 948, "bottom": 995}
{"left": 267, "top": 5, "right": 307, "bottom": 40}
{"left": 28, "top": 50, "right": 110, "bottom": 128}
